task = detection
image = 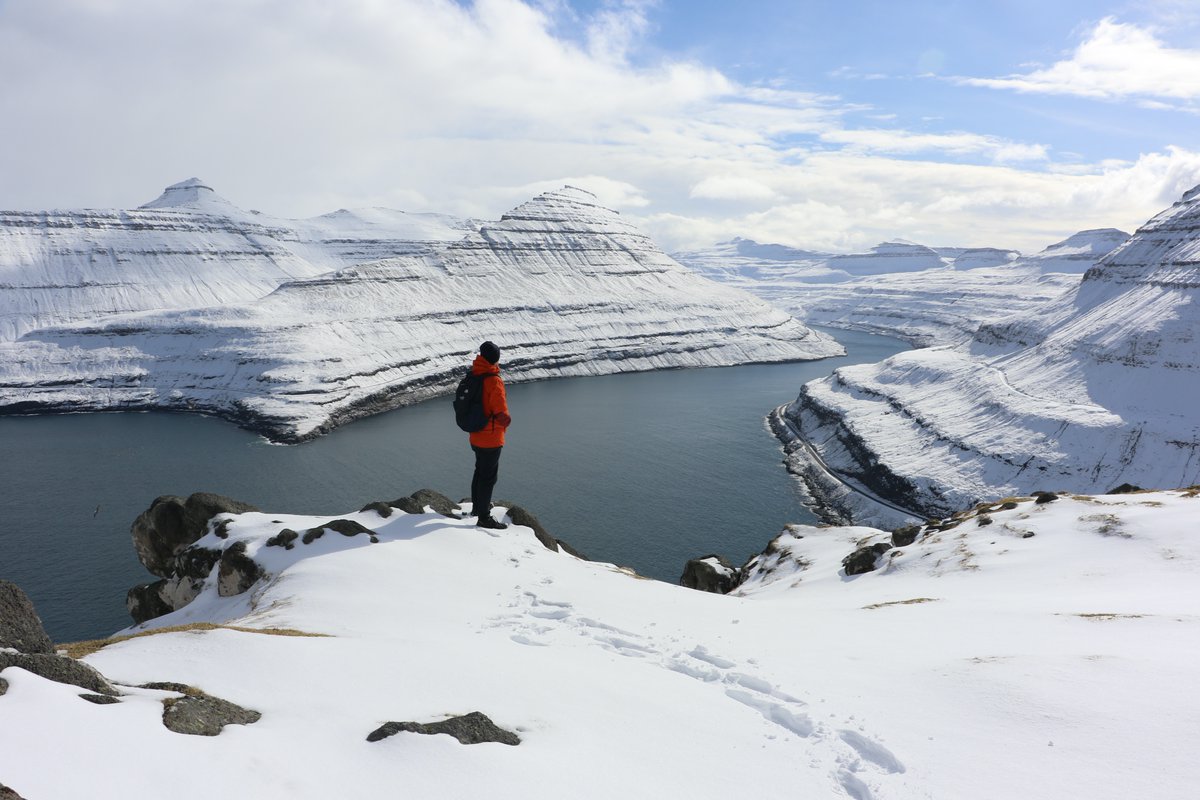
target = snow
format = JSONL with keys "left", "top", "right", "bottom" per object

{"left": 0, "top": 185, "right": 840, "bottom": 442}
{"left": 675, "top": 229, "right": 1127, "bottom": 347}
{"left": 777, "top": 188, "right": 1200, "bottom": 522}
{"left": 2, "top": 490, "right": 1197, "bottom": 799}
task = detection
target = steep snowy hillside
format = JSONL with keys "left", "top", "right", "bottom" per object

{"left": 677, "top": 230, "right": 1125, "bottom": 347}
{"left": 775, "top": 188, "right": 1200, "bottom": 523}
{"left": 0, "top": 178, "right": 476, "bottom": 341}
{"left": 0, "top": 187, "right": 840, "bottom": 442}
{"left": 3, "top": 488, "right": 1196, "bottom": 799}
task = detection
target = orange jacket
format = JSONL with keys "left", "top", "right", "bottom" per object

{"left": 468, "top": 354, "right": 510, "bottom": 448}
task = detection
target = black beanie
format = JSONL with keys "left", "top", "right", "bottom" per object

{"left": 480, "top": 341, "right": 500, "bottom": 364}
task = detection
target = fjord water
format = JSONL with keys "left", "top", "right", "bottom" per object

{"left": 0, "top": 328, "right": 907, "bottom": 642}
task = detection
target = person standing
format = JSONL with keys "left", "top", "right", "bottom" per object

{"left": 468, "top": 341, "right": 511, "bottom": 529}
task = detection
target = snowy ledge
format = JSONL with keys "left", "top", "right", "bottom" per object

{"left": 2, "top": 487, "right": 1199, "bottom": 798}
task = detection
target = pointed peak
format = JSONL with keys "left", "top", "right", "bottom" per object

{"left": 140, "top": 178, "right": 238, "bottom": 212}
{"left": 1183, "top": 184, "right": 1200, "bottom": 203}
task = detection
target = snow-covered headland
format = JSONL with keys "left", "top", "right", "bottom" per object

{"left": 0, "top": 182, "right": 839, "bottom": 442}
{"left": 675, "top": 229, "right": 1129, "bottom": 347}
{"left": 774, "top": 187, "right": 1200, "bottom": 525}
{"left": 2, "top": 487, "right": 1197, "bottom": 799}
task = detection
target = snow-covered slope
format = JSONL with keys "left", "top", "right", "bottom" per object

{"left": 677, "top": 230, "right": 1126, "bottom": 347}
{"left": 776, "top": 188, "right": 1200, "bottom": 523}
{"left": 3, "top": 488, "right": 1197, "bottom": 799}
{"left": 0, "top": 187, "right": 840, "bottom": 442}
{"left": 0, "top": 178, "right": 476, "bottom": 342}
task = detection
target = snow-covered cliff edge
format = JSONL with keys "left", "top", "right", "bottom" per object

{"left": 777, "top": 189, "right": 1200, "bottom": 522}
{"left": 3, "top": 487, "right": 1196, "bottom": 799}
{"left": 0, "top": 186, "right": 840, "bottom": 441}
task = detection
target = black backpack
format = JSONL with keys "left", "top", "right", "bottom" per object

{"left": 453, "top": 372, "right": 494, "bottom": 432}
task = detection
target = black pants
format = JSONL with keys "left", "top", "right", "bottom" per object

{"left": 471, "top": 445, "right": 502, "bottom": 517}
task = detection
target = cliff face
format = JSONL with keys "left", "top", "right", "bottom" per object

{"left": 0, "top": 186, "right": 840, "bottom": 441}
{"left": 778, "top": 188, "right": 1200, "bottom": 521}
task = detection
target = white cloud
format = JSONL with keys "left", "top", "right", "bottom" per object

{"left": 0, "top": 1, "right": 1196, "bottom": 259}
{"left": 689, "top": 175, "right": 777, "bottom": 202}
{"left": 960, "top": 17, "right": 1200, "bottom": 107}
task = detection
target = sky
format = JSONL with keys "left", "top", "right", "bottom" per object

{"left": 2, "top": 0, "right": 1199, "bottom": 253}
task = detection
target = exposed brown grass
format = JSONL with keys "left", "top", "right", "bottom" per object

{"left": 60, "top": 623, "right": 330, "bottom": 659}
{"left": 862, "top": 597, "right": 939, "bottom": 610}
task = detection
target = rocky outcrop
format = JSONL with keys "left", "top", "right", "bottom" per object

{"left": 0, "top": 581, "right": 55, "bottom": 655}
{"left": 126, "top": 494, "right": 260, "bottom": 623}
{"left": 161, "top": 693, "right": 262, "bottom": 736}
{"left": 492, "top": 500, "right": 585, "bottom": 557}
{"left": 842, "top": 543, "right": 893, "bottom": 576}
{"left": 391, "top": 489, "right": 458, "bottom": 517}
{"left": 680, "top": 555, "right": 740, "bottom": 593}
{"left": 0, "top": 186, "right": 841, "bottom": 443}
{"left": 0, "top": 783, "right": 26, "bottom": 799}
{"left": 366, "top": 711, "right": 520, "bottom": 746}
{"left": 131, "top": 493, "right": 259, "bottom": 577}
{"left": 0, "top": 582, "right": 119, "bottom": 696}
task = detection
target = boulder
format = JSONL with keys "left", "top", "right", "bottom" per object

{"left": 390, "top": 489, "right": 458, "bottom": 517}
{"left": 0, "top": 581, "right": 55, "bottom": 655}
{"left": 842, "top": 543, "right": 893, "bottom": 576}
{"left": 131, "top": 493, "right": 258, "bottom": 577}
{"left": 0, "top": 783, "right": 26, "bottom": 800}
{"left": 366, "top": 711, "right": 519, "bottom": 745}
{"left": 359, "top": 501, "right": 394, "bottom": 518}
{"left": 0, "top": 677, "right": 7, "bottom": 696}
{"left": 890, "top": 525, "right": 921, "bottom": 547}
{"left": 679, "top": 555, "right": 739, "bottom": 594}
{"left": 127, "top": 580, "right": 177, "bottom": 625}
{"left": 162, "top": 694, "right": 261, "bottom": 736}
{"left": 0, "top": 652, "right": 117, "bottom": 696}
{"left": 1110, "top": 483, "right": 1144, "bottom": 494}
{"left": 1033, "top": 491, "right": 1059, "bottom": 504}
{"left": 217, "top": 541, "right": 264, "bottom": 597}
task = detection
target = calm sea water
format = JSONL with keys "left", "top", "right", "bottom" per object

{"left": 0, "top": 328, "right": 907, "bottom": 642}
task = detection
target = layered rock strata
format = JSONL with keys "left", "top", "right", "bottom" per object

{"left": 0, "top": 187, "right": 840, "bottom": 442}
{"left": 776, "top": 188, "right": 1200, "bottom": 523}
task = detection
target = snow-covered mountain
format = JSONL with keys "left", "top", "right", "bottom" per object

{"left": 774, "top": 187, "right": 1200, "bottom": 524}
{"left": 0, "top": 186, "right": 840, "bottom": 442}
{"left": 3, "top": 487, "right": 1197, "bottom": 799}
{"left": 676, "top": 230, "right": 1127, "bottom": 347}
{"left": 0, "top": 178, "right": 477, "bottom": 342}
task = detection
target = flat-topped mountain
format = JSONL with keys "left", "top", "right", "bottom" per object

{"left": 0, "top": 178, "right": 477, "bottom": 342}
{"left": 775, "top": 187, "right": 1200, "bottom": 523}
{"left": 0, "top": 186, "right": 840, "bottom": 442}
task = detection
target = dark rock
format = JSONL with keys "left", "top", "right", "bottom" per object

{"left": 367, "top": 711, "right": 519, "bottom": 746}
{"left": 555, "top": 538, "right": 588, "bottom": 560}
{"left": 320, "top": 519, "right": 372, "bottom": 537}
{"left": 679, "top": 554, "right": 739, "bottom": 593}
{"left": 360, "top": 501, "right": 394, "bottom": 518}
{"left": 0, "top": 652, "right": 117, "bottom": 695}
{"left": 369, "top": 536, "right": 379, "bottom": 544}
{"left": 890, "top": 525, "right": 921, "bottom": 547}
{"left": 217, "top": 541, "right": 264, "bottom": 597}
{"left": 80, "top": 693, "right": 121, "bottom": 705}
{"left": 140, "top": 681, "right": 196, "bottom": 693}
{"left": 495, "top": 501, "right": 557, "bottom": 552}
{"left": 1000, "top": 501, "right": 1019, "bottom": 510}
{"left": 0, "top": 581, "right": 55, "bottom": 655}
{"left": 127, "top": 580, "right": 176, "bottom": 625}
{"left": 0, "top": 783, "right": 26, "bottom": 800}
{"left": 172, "top": 546, "right": 223, "bottom": 581}
{"left": 1110, "top": 483, "right": 1144, "bottom": 494}
{"left": 390, "top": 489, "right": 457, "bottom": 517}
{"left": 131, "top": 493, "right": 259, "bottom": 577}
{"left": 162, "top": 694, "right": 261, "bottom": 736}
{"left": 977, "top": 515, "right": 993, "bottom": 527}
{"left": 1022, "top": 532, "right": 1036, "bottom": 539}
{"left": 0, "top": 677, "right": 7, "bottom": 695}
{"left": 1033, "top": 492, "right": 1058, "bottom": 504}
{"left": 266, "top": 529, "right": 300, "bottom": 548}
{"left": 213, "top": 519, "right": 233, "bottom": 539}
{"left": 842, "top": 543, "right": 893, "bottom": 576}
{"left": 302, "top": 527, "right": 325, "bottom": 544}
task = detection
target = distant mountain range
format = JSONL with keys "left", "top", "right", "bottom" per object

{"left": 674, "top": 229, "right": 1131, "bottom": 346}
{"left": 0, "top": 180, "right": 840, "bottom": 442}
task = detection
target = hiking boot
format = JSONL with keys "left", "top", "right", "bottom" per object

{"left": 476, "top": 514, "right": 508, "bottom": 530}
